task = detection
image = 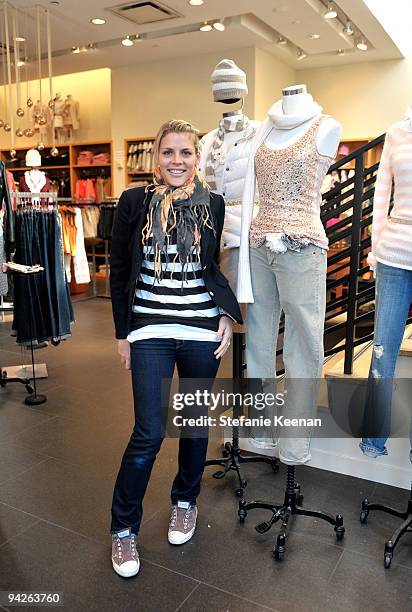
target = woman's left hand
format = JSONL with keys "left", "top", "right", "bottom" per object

{"left": 214, "top": 316, "right": 233, "bottom": 360}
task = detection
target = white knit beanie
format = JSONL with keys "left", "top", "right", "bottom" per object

{"left": 211, "top": 59, "right": 248, "bottom": 102}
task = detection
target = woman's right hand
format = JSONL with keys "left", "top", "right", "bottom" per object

{"left": 118, "top": 339, "right": 131, "bottom": 369}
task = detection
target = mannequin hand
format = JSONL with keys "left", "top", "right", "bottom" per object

{"left": 118, "top": 339, "right": 131, "bottom": 369}
{"left": 214, "top": 316, "right": 233, "bottom": 360}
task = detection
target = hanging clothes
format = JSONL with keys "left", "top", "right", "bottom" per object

{"left": 64, "top": 208, "right": 91, "bottom": 285}
{"left": 81, "top": 206, "right": 100, "bottom": 239}
{"left": 0, "top": 162, "right": 14, "bottom": 296}
{"left": 75, "top": 178, "right": 96, "bottom": 202}
{"left": 12, "top": 207, "right": 73, "bottom": 344}
{"left": 97, "top": 204, "right": 116, "bottom": 240}
{"left": 59, "top": 206, "right": 77, "bottom": 256}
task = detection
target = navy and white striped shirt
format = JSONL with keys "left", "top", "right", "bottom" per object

{"left": 127, "top": 234, "right": 220, "bottom": 343}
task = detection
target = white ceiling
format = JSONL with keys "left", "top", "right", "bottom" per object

{"left": 1, "top": 0, "right": 403, "bottom": 77}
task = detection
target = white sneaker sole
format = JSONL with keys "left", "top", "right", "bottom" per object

{"left": 168, "top": 526, "right": 196, "bottom": 545}
{"left": 112, "top": 558, "right": 140, "bottom": 578}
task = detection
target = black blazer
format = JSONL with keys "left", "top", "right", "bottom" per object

{"left": 110, "top": 186, "right": 243, "bottom": 339}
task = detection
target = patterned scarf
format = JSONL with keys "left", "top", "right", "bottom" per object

{"left": 204, "top": 114, "right": 249, "bottom": 190}
{"left": 142, "top": 170, "right": 214, "bottom": 283}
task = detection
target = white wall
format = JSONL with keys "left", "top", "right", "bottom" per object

{"left": 300, "top": 58, "right": 412, "bottom": 139}
{"left": 254, "top": 48, "right": 297, "bottom": 121}
{"left": 0, "top": 68, "right": 112, "bottom": 149}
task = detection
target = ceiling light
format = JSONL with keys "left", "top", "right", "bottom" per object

{"left": 356, "top": 38, "right": 368, "bottom": 51}
{"left": 200, "top": 22, "right": 212, "bottom": 32}
{"left": 91, "top": 18, "right": 106, "bottom": 25}
{"left": 71, "top": 46, "right": 80, "bottom": 54}
{"left": 309, "top": 33, "right": 320, "bottom": 39}
{"left": 297, "top": 48, "right": 307, "bottom": 61}
{"left": 343, "top": 21, "right": 354, "bottom": 36}
{"left": 324, "top": 3, "right": 337, "bottom": 19}
{"left": 213, "top": 21, "right": 225, "bottom": 31}
{"left": 15, "top": 36, "right": 25, "bottom": 42}
{"left": 277, "top": 36, "right": 287, "bottom": 45}
{"left": 337, "top": 48, "right": 345, "bottom": 55}
{"left": 121, "top": 35, "right": 134, "bottom": 46}
{"left": 189, "top": 0, "right": 204, "bottom": 5}
{"left": 87, "top": 43, "right": 97, "bottom": 50}
{"left": 17, "top": 59, "right": 26, "bottom": 67}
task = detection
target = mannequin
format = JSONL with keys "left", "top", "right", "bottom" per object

{"left": 19, "top": 149, "right": 50, "bottom": 195}
{"left": 237, "top": 85, "right": 342, "bottom": 463}
{"left": 62, "top": 94, "right": 80, "bottom": 141}
{"left": 199, "top": 58, "right": 260, "bottom": 292}
{"left": 360, "top": 107, "right": 412, "bottom": 462}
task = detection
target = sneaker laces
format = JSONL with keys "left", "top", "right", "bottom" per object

{"left": 170, "top": 506, "right": 178, "bottom": 529}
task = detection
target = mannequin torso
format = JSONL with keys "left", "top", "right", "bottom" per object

{"left": 264, "top": 87, "right": 341, "bottom": 156}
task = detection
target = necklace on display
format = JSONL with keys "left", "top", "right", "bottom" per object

{"left": 25, "top": 170, "right": 46, "bottom": 193}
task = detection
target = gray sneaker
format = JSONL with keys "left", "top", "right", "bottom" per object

{"left": 111, "top": 528, "right": 140, "bottom": 578}
{"left": 168, "top": 501, "right": 198, "bottom": 545}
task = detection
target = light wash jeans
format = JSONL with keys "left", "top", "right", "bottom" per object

{"left": 246, "top": 244, "right": 327, "bottom": 465}
{"left": 360, "top": 262, "right": 412, "bottom": 462}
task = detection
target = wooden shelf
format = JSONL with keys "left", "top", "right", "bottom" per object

{"left": 7, "top": 165, "right": 70, "bottom": 171}
{"left": 0, "top": 140, "right": 113, "bottom": 197}
{"left": 127, "top": 170, "right": 152, "bottom": 175}
{"left": 73, "top": 163, "right": 111, "bottom": 168}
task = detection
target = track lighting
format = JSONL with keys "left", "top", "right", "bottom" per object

{"left": 121, "top": 35, "right": 134, "bottom": 46}
{"left": 213, "top": 21, "right": 225, "bottom": 31}
{"left": 356, "top": 38, "right": 368, "bottom": 51}
{"left": 71, "top": 46, "right": 80, "bottom": 54}
{"left": 277, "top": 36, "right": 287, "bottom": 45}
{"left": 297, "top": 48, "right": 307, "bottom": 61}
{"left": 200, "top": 22, "right": 212, "bottom": 32}
{"left": 337, "top": 49, "right": 345, "bottom": 56}
{"left": 324, "top": 3, "right": 337, "bottom": 19}
{"left": 343, "top": 21, "right": 354, "bottom": 36}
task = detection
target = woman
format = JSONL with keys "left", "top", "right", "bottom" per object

{"left": 110, "top": 119, "right": 242, "bottom": 578}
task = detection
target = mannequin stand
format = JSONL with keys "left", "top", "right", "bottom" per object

{"left": 204, "top": 332, "right": 279, "bottom": 497}
{"left": 360, "top": 486, "right": 412, "bottom": 568}
{"left": 238, "top": 465, "right": 345, "bottom": 560}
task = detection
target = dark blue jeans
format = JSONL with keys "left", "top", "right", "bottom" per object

{"left": 111, "top": 338, "right": 220, "bottom": 535}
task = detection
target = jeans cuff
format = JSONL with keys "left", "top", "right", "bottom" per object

{"left": 359, "top": 442, "right": 388, "bottom": 458}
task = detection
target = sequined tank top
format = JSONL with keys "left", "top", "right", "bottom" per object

{"left": 250, "top": 116, "right": 333, "bottom": 251}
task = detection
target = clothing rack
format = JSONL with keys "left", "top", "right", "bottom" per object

{"left": 2, "top": 192, "right": 61, "bottom": 399}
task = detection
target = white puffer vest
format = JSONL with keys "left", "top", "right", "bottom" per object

{"left": 200, "top": 120, "right": 260, "bottom": 249}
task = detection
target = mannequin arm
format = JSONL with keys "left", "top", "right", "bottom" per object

{"left": 367, "top": 133, "right": 392, "bottom": 269}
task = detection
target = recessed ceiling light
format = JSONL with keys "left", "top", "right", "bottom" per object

{"left": 309, "top": 33, "right": 320, "bottom": 39}
{"left": 121, "top": 35, "right": 134, "bottom": 46}
{"left": 91, "top": 18, "right": 106, "bottom": 25}
{"left": 343, "top": 21, "right": 354, "bottom": 36}
{"left": 50, "top": 1, "right": 60, "bottom": 5}
{"left": 189, "top": 0, "right": 204, "bottom": 5}
{"left": 71, "top": 46, "right": 80, "bottom": 54}
{"left": 200, "top": 22, "right": 212, "bottom": 32}
{"left": 356, "top": 38, "right": 368, "bottom": 51}
{"left": 324, "top": 3, "right": 337, "bottom": 19}
{"left": 297, "top": 48, "right": 307, "bottom": 60}
{"left": 277, "top": 36, "right": 287, "bottom": 45}
{"left": 15, "top": 36, "right": 25, "bottom": 42}
{"left": 213, "top": 21, "right": 225, "bottom": 31}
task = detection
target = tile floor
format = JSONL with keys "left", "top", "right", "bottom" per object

{"left": 0, "top": 300, "right": 411, "bottom": 612}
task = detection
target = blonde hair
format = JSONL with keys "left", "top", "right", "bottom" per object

{"left": 152, "top": 119, "right": 200, "bottom": 178}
